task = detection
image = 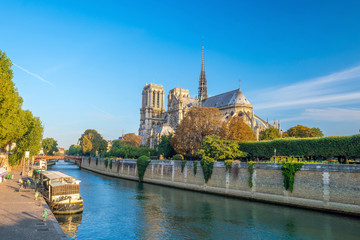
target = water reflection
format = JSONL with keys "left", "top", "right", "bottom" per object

{"left": 56, "top": 213, "right": 82, "bottom": 238}
{"left": 49, "top": 162, "right": 360, "bottom": 240}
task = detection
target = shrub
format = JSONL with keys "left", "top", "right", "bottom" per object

{"left": 137, "top": 155, "right": 150, "bottom": 182}
{"left": 181, "top": 160, "right": 187, "bottom": 173}
{"left": 193, "top": 160, "right": 198, "bottom": 175}
{"left": 281, "top": 163, "right": 303, "bottom": 192}
{"left": 198, "top": 135, "right": 245, "bottom": 160}
{"left": 200, "top": 156, "right": 215, "bottom": 183}
{"left": 109, "top": 159, "right": 113, "bottom": 169}
{"left": 224, "top": 160, "right": 233, "bottom": 172}
{"left": 247, "top": 161, "right": 255, "bottom": 188}
{"left": 173, "top": 154, "right": 184, "bottom": 160}
{"left": 104, "top": 158, "right": 108, "bottom": 168}
{"left": 239, "top": 134, "right": 360, "bottom": 160}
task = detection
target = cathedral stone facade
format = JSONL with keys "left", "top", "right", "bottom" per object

{"left": 139, "top": 46, "right": 282, "bottom": 147}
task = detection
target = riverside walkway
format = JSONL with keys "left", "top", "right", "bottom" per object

{"left": 0, "top": 169, "right": 67, "bottom": 240}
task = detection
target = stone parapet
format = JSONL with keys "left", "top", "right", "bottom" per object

{"left": 81, "top": 158, "right": 360, "bottom": 216}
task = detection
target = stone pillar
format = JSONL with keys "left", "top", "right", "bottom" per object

{"left": 323, "top": 172, "right": 330, "bottom": 202}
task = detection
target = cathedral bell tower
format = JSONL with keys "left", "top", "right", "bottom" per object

{"left": 198, "top": 44, "right": 207, "bottom": 101}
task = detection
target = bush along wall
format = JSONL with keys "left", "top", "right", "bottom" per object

{"left": 200, "top": 157, "right": 215, "bottom": 183}
{"left": 109, "top": 159, "right": 113, "bottom": 169}
{"left": 173, "top": 154, "right": 184, "bottom": 160}
{"left": 224, "top": 160, "right": 233, "bottom": 172}
{"left": 239, "top": 134, "right": 360, "bottom": 161}
{"left": 104, "top": 158, "right": 108, "bottom": 168}
{"left": 247, "top": 161, "right": 255, "bottom": 188}
{"left": 181, "top": 160, "right": 187, "bottom": 173}
{"left": 281, "top": 163, "right": 303, "bottom": 192}
{"left": 193, "top": 161, "right": 198, "bottom": 175}
{"left": 137, "top": 155, "right": 150, "bottom": 182}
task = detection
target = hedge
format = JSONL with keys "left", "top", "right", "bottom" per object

{"left": 239, "top": 134, "right": 360, "bottom": 159}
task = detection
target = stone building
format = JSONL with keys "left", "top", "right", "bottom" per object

{"left": 139, "top": 84, "right": 166, "bottom": 146}
{"left": 139, "top": 46, "right": 282, "bottom": 147}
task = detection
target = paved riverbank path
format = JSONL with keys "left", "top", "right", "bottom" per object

{"left": 0, "top": 169, "right": 67, "bottom": 240}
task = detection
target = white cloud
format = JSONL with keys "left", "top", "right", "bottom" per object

{"left": 13, "top": 63, "right": 55, "bottom": 87}
{"left": 282, "top": 108, "right": 360, "bottom": 122}
{"left": 256, "top": 91, "right": 360, "bottom": 110}
{"left": 253, "top": 65, "right": 360, "bottom": 110}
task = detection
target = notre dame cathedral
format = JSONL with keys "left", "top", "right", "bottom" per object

{"left": 139, "top": 45, "right": 282, "bottom": 147}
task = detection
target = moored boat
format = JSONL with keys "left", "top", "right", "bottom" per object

{"left": 33, "top": 159, "right": 47, "bottom": 174}
{"left": 41, "top": 171, "right": 83, "bottom": 214}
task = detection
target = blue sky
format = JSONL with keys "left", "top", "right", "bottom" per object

{"left": 1, "top": 0, "right": 360, "bottom": 148}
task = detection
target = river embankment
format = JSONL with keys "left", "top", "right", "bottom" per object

{"left": 0, "top": 168, "right": 67, "bottom": 240}
{"left": 81, "top": 158, "right": 360, "bottom": 216}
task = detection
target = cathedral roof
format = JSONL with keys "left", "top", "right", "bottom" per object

{"left": 155, "top": 124, "right": 174, "bottom": 135}
{"left": 201, "top": 89, "right": 252, "bottom": 108}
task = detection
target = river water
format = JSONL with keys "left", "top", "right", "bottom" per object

{"left": 49, "top": 162, "right": 360, "bottom": 240}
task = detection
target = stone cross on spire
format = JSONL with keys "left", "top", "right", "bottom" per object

{"left": 238, "top": 78, "right": 241, "bottom": 91}
{"left": 198, "top": 44, "right": 207, "bottom": 101}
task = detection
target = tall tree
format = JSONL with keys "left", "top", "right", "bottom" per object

{"left": 42, "top": 138, "right": 58, "bottom": 155}
{"left": 220, "top": 116, "right": 256, "bottom": 142}
{"left": 121, "top": 133, "right": 142, "bottom": 147}
{"left": 171, "top": 107, "right": 223, "bottom": 156}
{"left": 197, "top": 135, "right": 244, "bottom": 160}
{"left": 259, "top": 127, "right": 282, "bottom": 141}
{"left": 285, "top": 125, "right": 323, "bottom": 138}
{"left": 9, "top": 110, "right": 43, "bottom": 165}
{"left": 157, "top": 134, "right": 176, "bottom": 159}
{"left": 67, "top": 144, "right": 82, "bottom": 156}
{"left": 79, "top": 129, "right": 107, "bottom": 156}
{"left": 0, "top": 50, "right": 24, "bottom": 148}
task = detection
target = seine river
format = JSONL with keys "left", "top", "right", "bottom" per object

{"left": 49, "top": 162, "right": 360, "bottom": 240}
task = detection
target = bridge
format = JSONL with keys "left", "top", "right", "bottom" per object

{"left": 34, "top": 155, "right": 82, "bottom": 166}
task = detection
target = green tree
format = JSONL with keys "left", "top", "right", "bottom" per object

{"left": 67, "top": 144, "right": 82, "bottom": 155}
{"left": 106, "top": 139, "right": 157, "bottom": 159}
{"left": 157, "top": 134, "right": 175, "bottom": 159}
{"left": 79, "top": 129, "right": 108, "bottom": 156}
{"left": 0, "top": 50, "right": 25, "bottom": 148}
{"left": 9, "top": 110, "right": 43, "bottom": 165}
{"left": 311, "top": 128, "right": 324, "bottom": 137}
{"left": 171, "top": 107, "right": 223, "bottom": 156}
{"left": 197, "top": 135, "right": 244, "bottom": 160}
{"left": 259, "top": 128, "right": 282, "bottom": 141}
{"left": 42, "top": 138, "right": 58, "bottom": 155}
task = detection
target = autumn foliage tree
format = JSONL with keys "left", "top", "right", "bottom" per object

{"left": 171, "top": 107, "right": 223, "bottom": 157}
{"left": 284, "top": 125, "right": 324, "bottom": 138}
{"left": 121, "top": 133, "right": 142, "bottom": 147}
{"left": 220, "top": 116, "right": 256, "bottom": 142}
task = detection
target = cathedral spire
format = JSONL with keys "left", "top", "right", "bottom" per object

{"left": 198, "top": 44, "right": 207, "bottom": 101}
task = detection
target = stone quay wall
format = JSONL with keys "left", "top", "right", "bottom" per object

{"left": 80, "top": 158, "right": 360, "bottom": 216}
